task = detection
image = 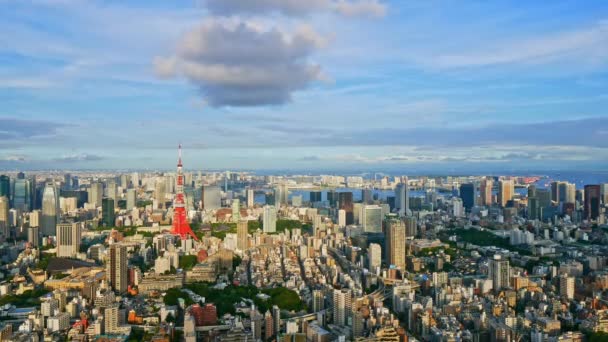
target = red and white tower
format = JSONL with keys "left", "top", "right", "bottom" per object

{"left": 171, "top": 144, "right": 198, "bottom": 240}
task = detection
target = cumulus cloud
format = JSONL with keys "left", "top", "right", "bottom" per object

{"left": 155, "top": 20, "right": 326, "bottom": 106}
{"left": 204, "top": 0, "right": 386, "bottom": 18}
{"left": 53, "top": 153, "right": 104, "bottom": 162}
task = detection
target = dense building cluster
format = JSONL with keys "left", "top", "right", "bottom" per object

{"left": 1, "top": 165, "right": 608, "bottom": 341}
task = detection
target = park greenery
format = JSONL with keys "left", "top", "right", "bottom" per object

{"left": 0, "top": 288, "right": 50, "bottom": 307}
{"left": 446, "top": 228, "right": 532, "bottom": 256}
{"left": 179, "top": 255, "right": 198, "bottom": 270}
{"left": 163, "top": 283, "right": 305, "bottom": 316}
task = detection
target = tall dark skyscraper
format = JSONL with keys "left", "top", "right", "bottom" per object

{"left": 41, "top": 182, "right": 59, "bottom": 236}
{"left": 338, "top": 192, "right": 354, "bottom": 225}
{"left": 0, "top": 175, "right": 9, "bottom": 200}
{"left": 584, "top": 185, "right": 601, "bottom": 221}
{"left": 327, "top": 190, "right": 338, "bottom": 208}
{"left": 102, "top": 198, "right": 116, "bottom": 227}
{"left": 459, "top": 183, "right": 476, "bottom": 211}
{"left": 310, "top": 191, "right": 322, "bottom": 204}
{"left": 361, "top": 189, "right": 373, "bottom": 204}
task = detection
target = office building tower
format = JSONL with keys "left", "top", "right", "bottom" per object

{"left": 459, "top": 183, "right": 475, "bottom": 210}
{"left": 558, "top": 182, "right": 576, "bottom": 204}
{"left": 489, "top": 255, "right": 510, "bottom": 290}
{"left": 56, "top": 222, "right": 81, "bottom": 258}
{"left": 498, "top": 180, "right": 514, "bottom": 207}
{"left": 155, "top": 179, "right": 166, "bottom": 209}
{"left": 386, "top": 218, "right": 406, "bottom": 271}
{"left": 327, "top": 190, "right": 338, "bottom": 208}
{"left": 338, "top": 209, "right": 346, "bottom": 228}
{"left": 369, "top": 243, "right": 382, "bottom": 271}
{"left": 313, "top": 290, "right": 325, "bottom": 312}
{"left": 263, "top": 205, "right": 277, "bottom": 233}
{"left": 584, "top": 185, "right": 601, "bottom": 221}
{"left": 131, "top": 172, "right": 140, "bottom": 188}
{"left": 246, "top": 188, "right": 255, "bottom": 208}
{"left": 41, "top": 182, "right": 59, "bottom": 236}
{"left": 480, "top": 179, "right": 493, "bottom": 206}
{"left": 528, "top": 197, "right": 539, "bottom": 220}
{"left": 13, "top": 177, "right": 31, "bottom": 212}
{"left": 559, "top": 275, "right": 575, "bottom": 300}
{"left": 237, "top": 220, "right": 248, "bottom": 251}
{"left": 107, "top": 244, "right": 128, "bottom": 293}
{"left": 63, "top": 173, "right": 72, "bottom": 190}
{"left": 106, "top": 180, "right": 118, "bottom": 208}
{"left": 537, "top": 189, "right": 551, "bottom": 208}
{"left": 272, "top": 305, "right": 281, "bottom": 338}
{"left": 0, "top": 175, "right": 9, "bottom": 199}
{"left": 551, "top": 181, "right": 560, "bottom": 203}
{"left": 404, "top": 216, "right": 417, "bottom": 238}
{"left": 338, "top": 192, "right": 354, "bottom": 225}
{"left": 126, "top": 189, "right": 136, "bottom": 210}
{"left": 310, "top": 191, "right": 322, "bottom": 204}
{"left": 453, "top": 198, "right": 464, "bottom": 217}
{"left": 274, "top": 183, "right": 288, "bottom": 207}
{"left": 28, "top": 226, "right": 39, "bottom": 247}
{"left": 333, "top": 289, "right": 352, "bottom": 326}
{"left": 0, "top": 196, "right": 8, "bottom": 237}
{"left": 362, "top": 188, "right": 373, "bottom": 204}
{"left": 395, "top": 182, "right": 409, "bottom": 216}
{"left": 102, "top": 198, "right": 115, "bottom": 227}
{"left": 88, "top": 182, "right": 103, "bottom": 207}
{"left": 601, "top": 183, "right": 608, "bottom": 204}
{"left": 362, "top": 205, "right": 382, "bottom": 233}
{"left": 202, "top": 185, "right": 221, "bottom": 210}
{"left": 231, "top": 199, "right": 240, "bottom": 222}
{"left": 527, "top": 184, "right": 537, "bottom": 199}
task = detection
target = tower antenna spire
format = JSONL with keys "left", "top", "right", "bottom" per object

{"left": 170, "top": 144, "right": 198, "bottom": 240}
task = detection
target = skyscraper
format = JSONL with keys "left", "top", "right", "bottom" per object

{"left": 0, "top": 196, "right": 9, "bottom": 237}
{"left": 310, "top": 191, "right": 322, "bottom": 204}
{"left": 246, "top": 188, "right": 255, "bottom": 208}
{"left": 126, "top": 189, "right": 136, "bottom": 210}
{"left": 13, "top": 177, "right": 31, "bottom": 212}
{"left": 362, "top": 205, "right": 382, "bottom": 233}
{"left": 155, "top": 179, "right": 166, "bottom": 209}
{"left": 459, "top": 183, "right": 475, "bottom": 211}
{"left": 0, "top": 175, "right": 10, "bottom": 200}
{"left": 338, "top": 192, "right": 354, "bottom": 225}
{"left": 584, "top": 185, "right": 601, "bottom": 221}
{"left": 231, "top": 199, "right": 240, "bottom": 222}
{"left": 361, "top": 188, "right": 373, "bottom": 204}
{"left": 274, "top": 183, "right": 288, "bottom": 207}
{"left": 237, "top": 220, "right": 248, "bottom": 251}
{"left": 88, "top": 182, "right": 103, "bottom": 207}
{"left": 263, "top": 205, "right": 277, "bottom": 233}
{"left": 107, "top": 244, "right": 128, "bottom": 293}
{"left": 28, "top": 226, "right": 39, "bottom": 247}
{"left": 106, "top": 180, "right": 118, "bottom": 209}
{"left": 489, "top": 255, "right": 510, "bottom": 291}
{"left": 332, "top": 289, "right": 352, "bottom": 326}
{"left": 102, "top": 198, "right": 115, "bottom": 227}
{"left": 202, "top": 185, "right": 221, "bottom": 210}
{"left": 601, "top": 183, "right": 608, "bottom": 204}
{"left": 385, "top": 218, "right": 406, "bottom": 271}
{"left": 368, "top": 243, "right": 382, "bottom": 271}
{"left": 56, "top": 222, "right": 81, "bottom": 258}
{"left": 395, "top": 182, "right": 409, "bottom": 216}
{"left": 498, "top": 180, "right": 514, "bottom": 207}
{"left": 480, "top": 179, "right": 493, "bottom": 206}
{"left": 41, "top": 182, "right": 59, "bottom": 236}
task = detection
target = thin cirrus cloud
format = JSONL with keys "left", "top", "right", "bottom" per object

{"left": 0, "top": 117, "right": 66, "bottom": 141}
{"left": 52, "top": 154, "right": 105, "bottom": 163}
{"left": 204, "top": 0, "right": 386, "bottom": 18}
{"left": 432, "top": 20, "right": 608, "bottom": 68}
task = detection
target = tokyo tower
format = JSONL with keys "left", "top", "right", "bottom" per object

{"left": 171, "top": 144, "right": 198, "bottom": 240}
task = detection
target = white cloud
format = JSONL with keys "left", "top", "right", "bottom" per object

{"left": 204, "top": 0, "right": 386, "bottom": 18}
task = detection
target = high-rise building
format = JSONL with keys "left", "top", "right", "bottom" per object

{"left": 368, "top": 243, "right": 382, "bottom": 271}
{"left": 102, "top": 198, "right": 115, "bottom": 227}
{"left": 106, "top": 180, "right": 118, "bottom": 209}
{"left": 489, "top": 255, "right": 510, "bottom": 291}
{"left": 480, "top": 179, "right": 493, "bottom": 206}
{"left": 528, "top": 197, "right": 539, "bottom": 220}
{"left": 202, "top": 185, "right": 221, "bottom": 210}
{"left": 0, "top": 175, "right": 10, "bottom": 200}
{"left": 584, "top": 185, "right": 601, "bottom": 221}
{"left": 28, "top": 226, "right": 39, "bottom": 247}
{"left": 263, "top": 205, "right": 277, "bottom": 233}
{"left": 0, "top": 196, "right": 8, "bottom": 237}
{"left": 453, "top": 198, "right": 464, "bottom": 217}
{"left": 126, "top": 189, "right": 136, "bottom": 210}
{"left": 237, "top": 220, "right": 248, "bottom": 251}
{"left": 559, "top": 275, "right": 575, "bottom": 300}
{"left": 107, "top": 244, "right": 128, "bottom": 293}
{"left": 56, "top": 222, "right": 81, "bottom": 258}
{"left": 88, "top": 182, "right": 103, "bottom": 207}
{"left": 131, "top": 172, "right": 140, "bottom": 188}
{"left": 155, "top": 179, "right": 166, "bottom": 208}
{"left": 498, "top": 180, "right": 514, "bottom": 208}
{"left": 601, "top": 183, "right": 608, "bottom": 204}
{"left": 386, "top": 218, "right": 406, "bottom": 271}
{"left": 246, "top": 188, "right": 255, "bottom": 208}
{"left": 551, "top": 181, "right": 560, "bottom": 203}
{"left": 310, "top": 191, "right": 322, "bottom": 204}
{"left": 338, "top": 192, "right": 354, "bottom": 225}
{"left": 41, "top": 182, "right": 59, "bottom": 236}
{"left": 333, "top": 289, "right": 352, "bottom": 326}
{"left": 231, "top": 199, "right": 240, "bottom": 222}
{"left": 537, "top": 189, "right": 552, "bottom": 208}
{"left": 312, "top": 289, "right": 325, "bottom": 312}
{"left": 404, "top": 216, "right": 417, "bottom": 238}
{"left": 362, "top": 189, "right": 373, "bottom": 204}
{"left": 13, "top": 177, "right": 31, "bottom": 212}
{"left": 558, "top": 182, "right": 576, "bottom": 204}
{"left": 459, "top": 183, "right": 475, "bottom": 210}
{"left": 395, "top": 181, "right": 409, "bottom": 216}
{"left": 362, "top": 205, "right": 382, "bottom": 233}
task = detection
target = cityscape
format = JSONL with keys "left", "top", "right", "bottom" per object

{"left": 2, "top": 1, "right": 608, "bottom": 342}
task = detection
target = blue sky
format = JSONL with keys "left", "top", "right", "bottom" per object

{"left": 1, "top": 0, "right": 608, "bottom": 171}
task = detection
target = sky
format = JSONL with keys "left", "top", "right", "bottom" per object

{"left": 1, "top": 0, "right": 608, "bottom": 172}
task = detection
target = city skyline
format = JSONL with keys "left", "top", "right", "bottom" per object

{"left": 2, "top": 1, "right": 608, "bottom": 171}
